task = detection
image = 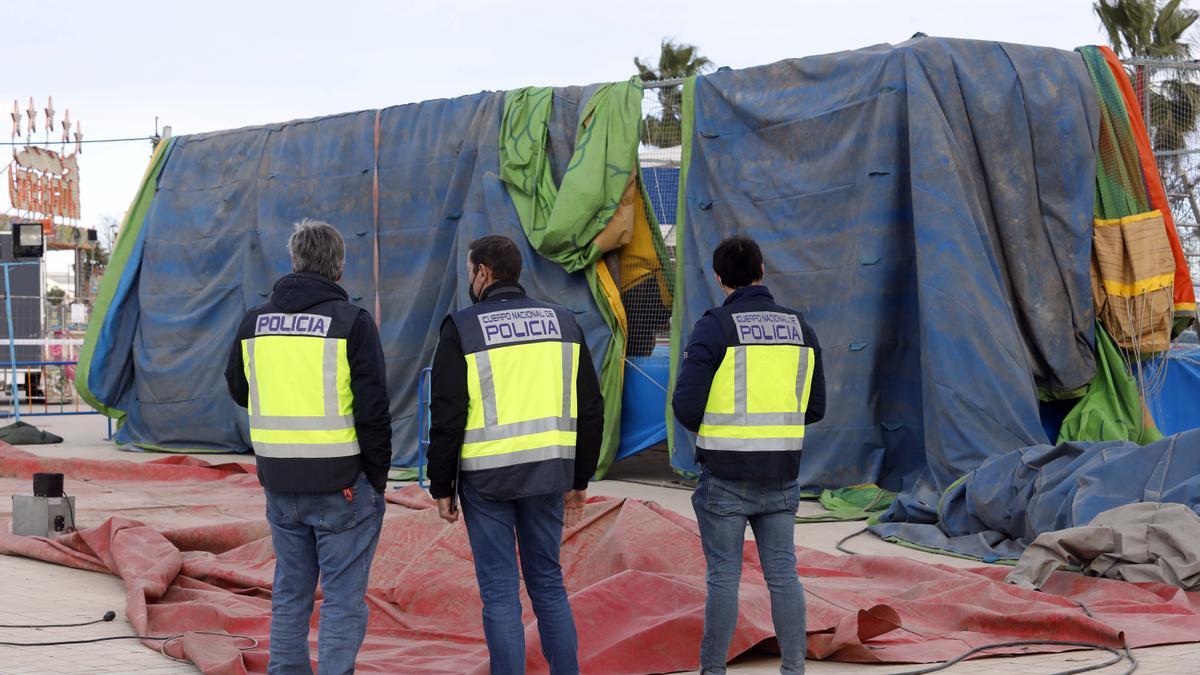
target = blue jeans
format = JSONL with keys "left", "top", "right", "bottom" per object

{"left": 460, "top": 479, "right": 578, "bottom": 675}
{"left": 692, "top": 467, "right": 806, "bottom": 675}
{"left": 265, "top": 472, "right": 384, "bottom": 675}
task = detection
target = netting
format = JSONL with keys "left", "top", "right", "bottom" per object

{"left": 1128, "top": 58, "right": 1200, "bottom": 302}
{"left": 1082, "top": 48, "right": 1151, "bottom": 219}
{"left": 616, "top": 82, "right": 682, "bottom": 359}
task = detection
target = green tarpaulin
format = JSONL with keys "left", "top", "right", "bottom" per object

{"left": 0, "top": 421, "right": 63, "bottom": 445}
{"left": 796, "top": 485, "right": 896, "bottom": 523}
{"left": 77, "top": 138, "right": 175, "bottom": 422}
{"left": 1055, "top": 48, "right": 1164, "bottom": 446}
{"left": 499, "top": 78, "right": 644, "bottom": 477}
{"left": 1058, "top": 322, "right": 1162, "bottom": 444}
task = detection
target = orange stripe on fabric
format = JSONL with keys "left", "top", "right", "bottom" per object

{"left": 372, "top": 109, "right": 382, "bottom": 326}
{"left": 1100, "top": 46, "right": 1197, "bottom": 308}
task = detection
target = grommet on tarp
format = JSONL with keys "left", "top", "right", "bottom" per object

{"left": 868, "top": 170, "right": 890, "bottom": 176}
{"left": 698, "top": 200, "right": 713, "bottom": 210}
{"left": 700, "top": 131, "right": 720, "bottom": 139}
{"left": 257, "top": 290, "right": 268, "bottom": 297}
{"left": 849, "top": 342, "right": 869, "bottom": 351}
{"left": 356, "top": 231, "right": 368, "bottom": 237}
{"left": 879, "top": 86, "right": 898, "bottom": 94}
{"left": 445, "top": 210, "right": 463, "bottom": 221}
{"left": 352, "top": 295, "right": 364, "bottom": 302}
{"left": 882, "top": 422, "right": 903, "bottom": 432}
{"left": 860, "top": 257, "right": 881, "bottom": 266}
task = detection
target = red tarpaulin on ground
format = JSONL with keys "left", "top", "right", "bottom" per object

{"left": 2, "top": 446, "right": 1200, "bottom": 674}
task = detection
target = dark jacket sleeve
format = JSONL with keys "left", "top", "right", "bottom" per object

{"left": 225, "top": 319, "right": 249, "bottom": 408}
{"left": 671, "top": 313, "right": 726, "bottom": 433}
{"left": 573, "top": 340, "right": 604, "bottom": 490}
{"left": 348, "top": 311, "right": 393, "bottom": 492}
{"left": 428, "top": 318, "right": 467, "bottom": 499}
{"left": 802, "top": 317, "right": 826, "bottom": 425}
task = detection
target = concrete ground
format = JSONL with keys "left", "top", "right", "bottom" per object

{"left": 1, "top": 414, "right": 1196, "bottom": 674}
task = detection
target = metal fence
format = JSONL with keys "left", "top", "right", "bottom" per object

{"left": 618, "top": 80, "right": 684, "bottom": 358}
{"left": 0, "top": 280, "right": 95, "bottom": 419}
{"left": 1123, "top": 58, "right": 1200, "bottom": 311}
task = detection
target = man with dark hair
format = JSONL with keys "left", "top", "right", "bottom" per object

{"left": 427, "top": 234, "right": 604, "bottom": 674}
{"left": 672, "top": 235, "right": 825, "bottom": 675}
{"left": 225, "top": 218, "right": 392, "bottom": 673}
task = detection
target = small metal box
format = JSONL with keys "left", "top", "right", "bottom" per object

{"left": 11, "top": 494, "right": 75, "bottom": 537}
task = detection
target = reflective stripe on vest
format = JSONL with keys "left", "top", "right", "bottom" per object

{"left": 697, "top": 344, "right": 814, "bottom": 452}
{"left": 243, "top": 335, "right": 360, "bottom": 459}
{"left": 460, "top": 340, "right": 578, "bottom": 471}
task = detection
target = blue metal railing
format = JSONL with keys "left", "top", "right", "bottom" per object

{"left": 416, "top": 366, "right": 432, "bottom": 488}
{"left": 0, "top": 358, "right": 103, "bottom": 423}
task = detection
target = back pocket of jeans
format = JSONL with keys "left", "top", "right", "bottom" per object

{"left": 705, "top": 480, "right": 744, "bottom": 516}
{"left": 317, "top": 479, "right": 370, "bottom": 532}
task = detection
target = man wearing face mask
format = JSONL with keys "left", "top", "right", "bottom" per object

{"left": 427, "top": 234, "right": 604, "bottom": 675}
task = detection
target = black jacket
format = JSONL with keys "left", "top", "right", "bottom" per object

{"left": 672, "top": 284, "right": 825, "bottom": 481}
{"left": 225, "top": 273, "right": 393, "bottom": 492}
{"left": 427, "top": 281, "right": 604, "bottom": 499}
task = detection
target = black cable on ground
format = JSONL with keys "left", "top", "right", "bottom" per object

{"left": 887, "top": 638, "right": 1136, "bottom": 675}
{"left": 62, "top": 489, "right": 78, "bottom": 534}
{"left": 0, "top": 631, "right": 258, "bottom": 663}
{"left": 835, "top": 526, "right": 870, "bottom": 554}
{"left": 0, "top": 611, "right": 115, "bottom": 628}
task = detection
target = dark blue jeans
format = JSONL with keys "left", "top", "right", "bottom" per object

{"left": 460, "top": 479, "right": 579, "bottom": 675}
{"left": 692, "top": 467, "right": 806, "bottom": 675}
{"left": 265, "top": 472, "right": 384, "bottom": 675}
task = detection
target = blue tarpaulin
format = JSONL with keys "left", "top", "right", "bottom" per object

{"left": 1147, "top": 348, "right": 1200, "bottom": 435}
{"left": 84, "top": 88, "right": 615, "bottom": 464}
{"left": 618, "top": 345, "right": 669, "bottom": 459}
{"left": 870, "top": 430, "right": 1200, "bottom": 561}
{"left": 671, "top": 37, "right": 1099, "bottom": 527}
{"left": 84, "top": 35, "right": 1200, "bottom": 561}
{"left": 876, "top": 349, "right": 1200, "bottom": 561}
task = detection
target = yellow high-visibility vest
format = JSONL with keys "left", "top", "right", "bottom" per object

{"left": 450, "top": 298, "right": 582, "bottom": 480}
{"left": 698, "top": 335, "right": 814, "bottom": 452}
{"left": 461, "top": 338, "right": 579, "bottom": 470}
{"left": 242, "top": 312, "right": 359, "bottom": 459}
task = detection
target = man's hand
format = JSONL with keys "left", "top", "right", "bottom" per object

{"left": 437, "top": 496, "right": 459, "bottom": 524}
{"left": 564, "top": 490, "right": 587, "bottom": 529}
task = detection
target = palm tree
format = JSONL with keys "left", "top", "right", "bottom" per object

{"left": 634, "top": 40, "right": 716, "bottom": 148}
{"left": 1095, "top": 0, "right": 1199, "bottom": 151}
{"left": 1096, "top": 0, "right": 1196, "bottom": 60}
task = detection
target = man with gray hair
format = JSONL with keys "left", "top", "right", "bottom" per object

{"left": 226, "top": 218, "right": 392, "bottom": 674}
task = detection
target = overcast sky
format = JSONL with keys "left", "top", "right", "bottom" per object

{"left": 4, "top": 0, "right": 1120, "bottom": 233}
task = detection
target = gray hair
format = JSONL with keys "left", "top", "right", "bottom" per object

{"left": 288, "top": 218, "right": 345, "bottom": 281}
